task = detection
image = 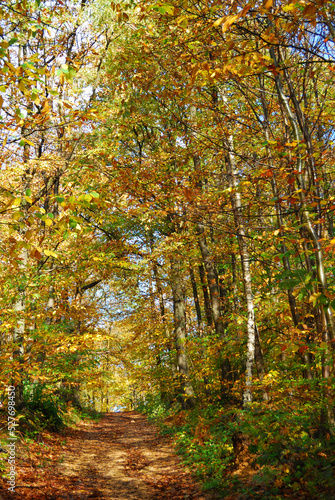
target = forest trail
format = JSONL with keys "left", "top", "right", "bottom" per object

{"left": 8, "top": 412, "right": 212, "bottom": 500}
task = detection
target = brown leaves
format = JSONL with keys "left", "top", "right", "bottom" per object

{"left": 125, "top": 447, "right": 150, "bottom": 474}
{"left": 303, "top": 3, "right": 317, "bottom": 19}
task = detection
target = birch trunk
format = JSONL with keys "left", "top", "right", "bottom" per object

{"left": 13, "top": 248, "right": 28, "bottom": 410}
{"left": 225, "top": 132, "right": 256, "bottom": 408}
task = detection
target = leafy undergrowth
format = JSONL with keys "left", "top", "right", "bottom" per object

{"left": 139, "top": 395, "right": 335, "bottom": 499}
{"left": 0, "top": 386, "right": 102, "bottom": 497}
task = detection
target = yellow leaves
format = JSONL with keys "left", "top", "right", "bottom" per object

{"left": 44, "top": 218, "right": 53, "bottom": 227}
{"left": 18, "top": 80, "right": 27, "bottom": 93}
{"left": 309, "top": 292, "right": 321, "bottom": 306}
{"left": 25, "top": 229, "right": 34, "bottom": 240}
{"left": 23, "top": 139, "right": 35, "bottom": 147}
{"left": 12, "top": 211, "right": 23, "bottom": 221}
{"left": 62, "top": 100, "right": 73, "bottom": 109}
{"left": 33, "top": 94, "right": 40, "bottom": 106}
{"left": 213, "top": 3, "right": 252, "bottom": 31}
{"left": 42, "top": 100, "right": 50, "bottom": 114}
{"left": 43, "top": 249, "right": 57, "bottom": 258}
{"left": 213, "top": 17, "right": 224, "bottom": 27}
{"left": 12, "top": 197, "right": 21, "bottom": 206}
{"left": 210, "top": 68, "right": 222, "bottom": 79}
{"left": 0, "top": 95, "right": 3, "bottom": 109}
{"left": 282, "top": 3, "right": 295, "bottom": 12}
{"left": 5, "top": 61, "right": 16, "bottom": 75}
{"left": 264, "top": 369, "right": 280, "bottom": 380}
{"left": 214, "top": 14, "right": 239, "bottom": 32}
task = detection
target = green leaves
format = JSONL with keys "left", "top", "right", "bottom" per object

{"left": 150, "top": 3, "right": 175, "bottom": 15}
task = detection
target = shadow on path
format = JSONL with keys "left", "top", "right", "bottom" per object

{"left": 4, "top": 412, "right": 210, "bottom": 499}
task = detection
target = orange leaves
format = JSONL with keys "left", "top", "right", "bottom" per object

{"left": 263, "top": 0, "right": 274, "bottom": 9}
{"left": 212, "top": 1, "right": 252, "bottom": 31}
{"left": 260, "top": 169, "right": 274, "bottom": 179}
{"left": 30, "top": 248, "right": 42, "bottom": 260}
{"left": 184, "top": 187, "right": 194, "bottom": 202}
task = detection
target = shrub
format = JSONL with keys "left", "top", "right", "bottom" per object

{"left": 23, "top": 383, "right": 64, "bottom": 431}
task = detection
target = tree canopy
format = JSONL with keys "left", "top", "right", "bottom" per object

{"left": 1, "top": 0, "right": 335, "bottom": 497}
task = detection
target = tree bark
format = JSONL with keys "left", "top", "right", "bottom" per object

{"left": 189, "top": 265, "right": 202, "bottom": 327}
{"left": 198, "top": 264, "right": 213, "bottom": 326}
{"left": 225, "top": 128, "right": 257, "bottom": 409}
{"left": 170, "top": 258, "right": 195, "bottom": 409}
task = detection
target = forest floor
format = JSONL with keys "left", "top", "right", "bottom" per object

{"left": 0, "top": 412, "right": 214, "bottom": 499}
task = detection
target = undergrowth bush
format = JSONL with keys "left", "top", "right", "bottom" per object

{"left": 137, "top": 392, "right": 178, "bottom": 420}
{"left": 23, "top": 383, "right": 64, "bottom": 432}
{"left": 139, "top": 392, "right": 335, "bottom": 499}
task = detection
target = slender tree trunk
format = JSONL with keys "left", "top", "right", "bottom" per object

{"left": 153, "top": 262, "right": 166, "bottom": 325}
{"left": 189, "top": 264, "right": 212, "bottom": 398}
{"left": 13, "top": 248, "right": 28, "bottom": 410}
{"left": 197, "top": 225, "right": 224, "bottom": 338}
{"left": 254, "top": 326, "right": 266, "bottom": 382}
{"left": 189, "top": 265, "right": 202, "bottom": 327}
{"left": 198, "top": 264, "right": 213, "bottom": 326}
{"left": 231, "top": 253, "right": 238, "bottom": 312}
{"left": 170, "top": 258, "right": 195, "bottom": 409}
{"left": 13, "top": 68, "right": 32, "bottom": 409}
{"left": 225, "top": 130, "right": 257, "bottom": 408}
{"left": 152, "top": 258, "right": 174, "bottom": 400}
{"left": 189, "top": 104, "right": 231, "bottom": 389}
{"left": 197, "top": 224, "right": 232, "bottom": 387}
{"left": 259, "top": 73, "right": 315, "bottom": 379}
{"left": 271, "top": 46, "right": 335, "bottom": 343}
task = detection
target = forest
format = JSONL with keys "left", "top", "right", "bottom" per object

{"left": 0, "top": 0, "right": 335, "bottom": 498}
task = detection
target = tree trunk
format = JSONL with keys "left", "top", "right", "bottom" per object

{"left": 271, "top": 46, "right": 335, "bottom": 343}
{"left": 170, "top": 258, "right": 195, "bottom": 409}
{"left": 225, "top": 130, "right": 257, "bottom": 409}
{"left": 13, "top": 248, "right": 28, "bottom": 410}
{"left": 189, "top": 265, "right": 202, "bottom": 327}
{"left": 197, "top": 225, "right": 232, "bottom": 388}
{"left": 198, "top": 264, "right": 213, "bottom": 326}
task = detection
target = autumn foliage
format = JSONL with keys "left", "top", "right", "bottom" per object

{"left": 1, "top": 0, "right": 335, "bottom": 497}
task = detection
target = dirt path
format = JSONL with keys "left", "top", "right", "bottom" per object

{"left": 4, "top": 412, "right": 212, "bottom": 499}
